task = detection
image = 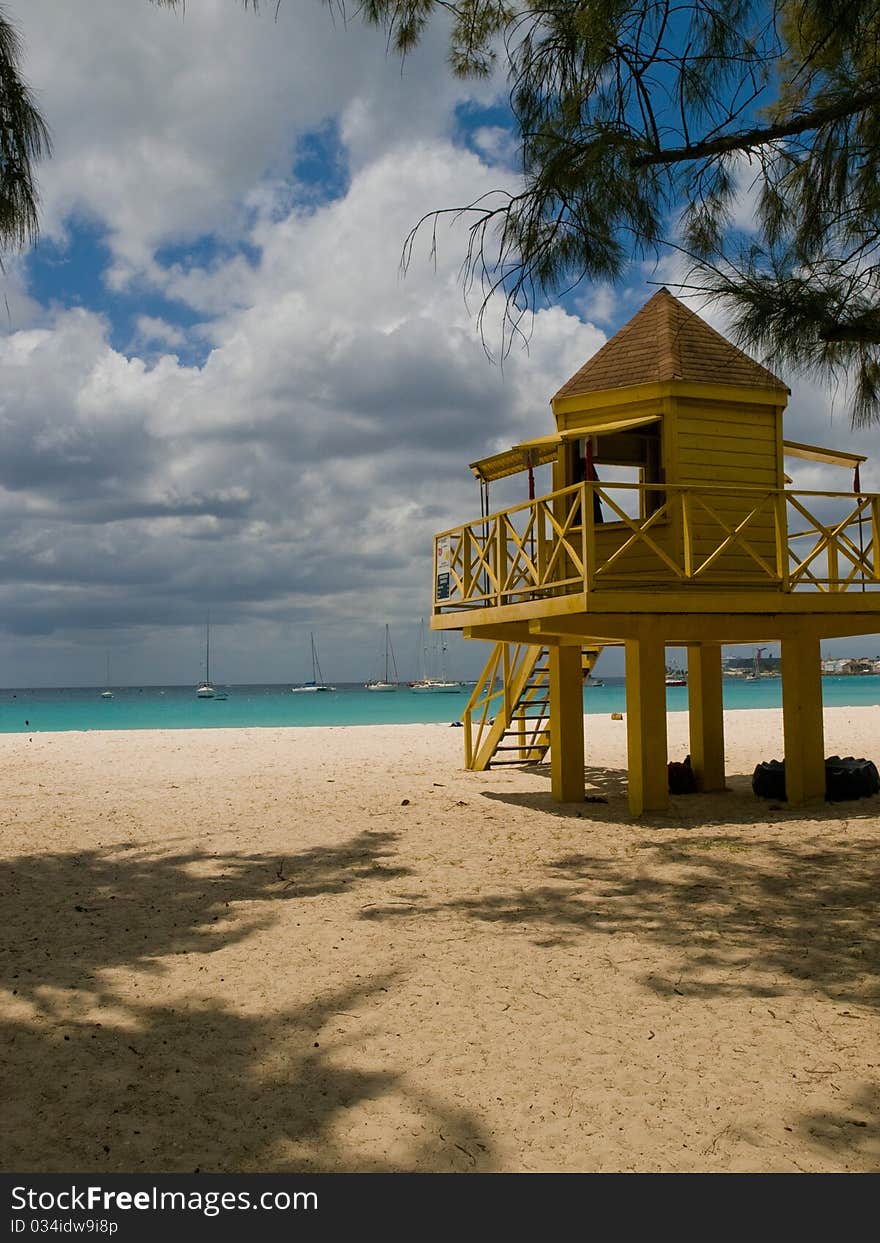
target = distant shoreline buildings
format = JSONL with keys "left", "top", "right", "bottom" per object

{"left": 722, "top": 652, "right": 880, "bottom": 678}
{"left": 819, "top": 656, "right": 880, "bottom": 676}
{"left": 723, "top": 651, "right": 781, "bottom": 679}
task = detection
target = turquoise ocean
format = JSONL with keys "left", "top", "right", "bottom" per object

{"left": 1, "top": 676, "right": 878, "bottom": 734}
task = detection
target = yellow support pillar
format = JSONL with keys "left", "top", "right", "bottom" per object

{"left": 781, "top": 632, "right": 825, "bottom": 805}
{"left": 625, "top": 637, "right": 669, "bottom": 815}
{"left": 687, "top": 644, "right": 726, "bottom": 791}
{"left": 549, "top": 645, "right": 585, "bottom": 802}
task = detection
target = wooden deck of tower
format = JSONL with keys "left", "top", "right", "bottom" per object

{"left": 431, "top": 290, "right": 879, "bottom": 814}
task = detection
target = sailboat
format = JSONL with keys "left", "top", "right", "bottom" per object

{"left": 665, "top": 666, "right": 687, "bottom": 687}
{"left": 100, "top": 652, "right": 113, "bottom": 698}
{"left": 410, "top": 620, "right": 464, "bottom": 693}
{"left": 291, "top": 632, "right": 335, "bottom": 692}
{"left": 365, "top": 624, "right": 399, "bottom": 691}
{"left": 196, "top": 617, "right": 227, "bottom": 699}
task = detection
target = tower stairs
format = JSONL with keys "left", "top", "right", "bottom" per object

{"left": 463, "top": 642, "right": 602, "bottom": 771}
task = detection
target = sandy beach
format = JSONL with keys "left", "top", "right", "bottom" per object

{"left": 1, "top": 706, "right": 878, "bottom": 1173}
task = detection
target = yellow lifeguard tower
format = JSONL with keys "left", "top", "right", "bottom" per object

{"left": 431, "top": 289, "right": 879, "bottom": 814}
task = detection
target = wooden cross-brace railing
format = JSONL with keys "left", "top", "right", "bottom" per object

{"left": 434, "top": 483, "right": 880, "bottom": 611}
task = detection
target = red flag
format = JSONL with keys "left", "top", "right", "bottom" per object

{"left": 584, "top": 437, "right": 598, "bottom": 481}
{"left": 523, "top": 449, "right": 535, "bottom": 500}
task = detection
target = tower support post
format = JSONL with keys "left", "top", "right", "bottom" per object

{"left": 687, "top": 643, "right": 726, "bottom": 791}
{"left": 625, "top": 637, "right": 668, "bottom": 814}
{"left": 781, "top": 632, "right": 825, "bottom": 805}
{"left": 549, "top": 645, "right": 585, "bottom": 802}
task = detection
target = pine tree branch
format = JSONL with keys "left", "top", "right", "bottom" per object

{"left": 819, "top": 318, "right": 880, "bottom": 344}
{"left": 633, "top": 89, "right": 880, "bottom": 167}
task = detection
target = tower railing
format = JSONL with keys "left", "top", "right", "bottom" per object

{"left": 432, "top": 482, "right": 880, "bottom": 611}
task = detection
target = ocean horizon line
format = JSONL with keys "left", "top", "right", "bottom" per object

{"left": 1, "top": 675, "right": 878, "bottom": 735}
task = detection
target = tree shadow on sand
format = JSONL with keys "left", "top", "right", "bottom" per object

{"left": 794, "top": 1082, "right": 880, "bottom": 1168}
{"left": 358, "top": 826, "right": 879, "bottom": 1166}
{"left": 2, "top": 978, "right": 490, "bottom": 1173}
{"left": 494, "top": 837, "right": 877, "bottom": 1005}
{"left": 0, "top": 830, "right": 491, "bottom": 1172}
{"left": 1, "top": 829, "right": 409, "bottom": 994}
{"left": 359, "top": 834, "right": 879, "bottom": 1010}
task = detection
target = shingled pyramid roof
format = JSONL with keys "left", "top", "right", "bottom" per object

{"left": 553, "top": 288, "right": 788, "bottom": 402}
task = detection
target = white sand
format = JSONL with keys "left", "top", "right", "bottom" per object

{"left": 1, "top": 706, "right": 878, "bottom": 1172}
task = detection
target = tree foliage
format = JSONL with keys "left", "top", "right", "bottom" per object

{"left": 0, "top": 6, "right": 50, "bottom": 254}
{"left": 349, "top": 1, "right": 880, "bottom": 424}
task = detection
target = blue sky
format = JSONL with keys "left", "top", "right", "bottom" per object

{"left": 26, "top": 222, "right": 206, "bottom": 362}
{"left": 1, "top": 1, "right": 878, "bottom": 687}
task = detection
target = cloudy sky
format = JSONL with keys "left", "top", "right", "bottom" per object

{"left": 1, "top": 0, "right": 877, "bottom": 688}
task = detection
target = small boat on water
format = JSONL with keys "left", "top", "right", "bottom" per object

{"left": 101, "top": 653, "right": 113, "bottom": 698}
{"left": 365, "top": 624, "right": 399, "bottom": 691}
{"left": 409, "top": 620, "right": 464, "bottom": 693}
{"left": 291, "top": 632, "right": 335, "bottom": 692}
{"left": 665, "top": 667, "right": 687, "bottom": 687}
{"left": 196, "top": 616, "right": 227, "bottom": 698}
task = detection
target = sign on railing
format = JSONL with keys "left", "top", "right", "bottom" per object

{"left": 436, "top": 536, "right": 451, "bottom": 601}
